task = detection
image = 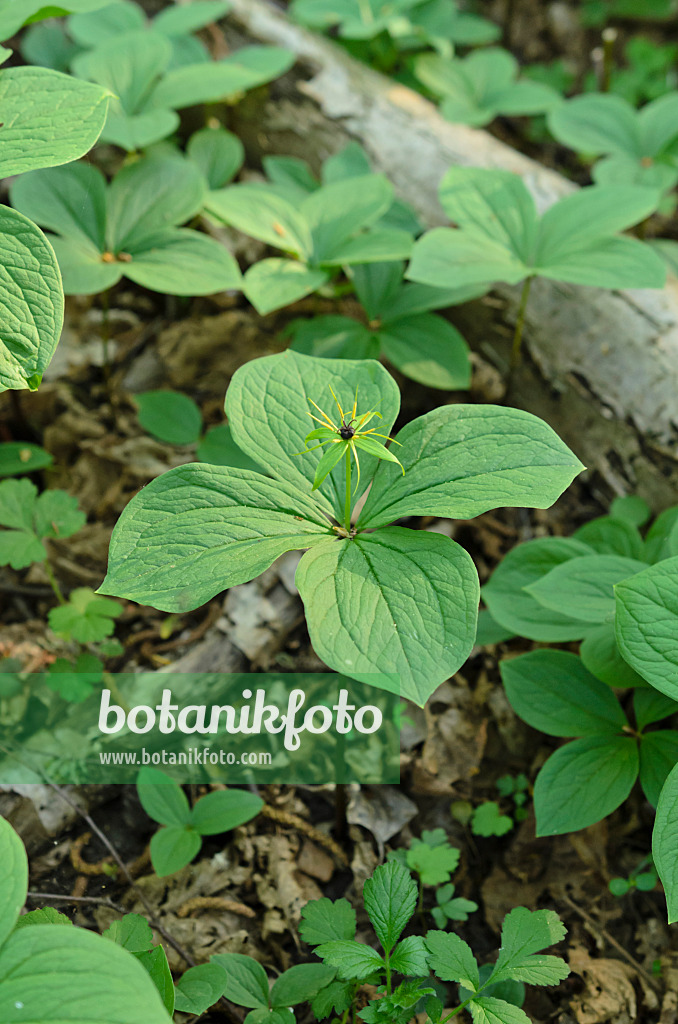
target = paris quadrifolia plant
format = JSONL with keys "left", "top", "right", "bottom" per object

{"left": 99, "top": 350, "right": 584, "bottom": 706}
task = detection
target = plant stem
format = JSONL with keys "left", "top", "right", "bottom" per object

{"left": 44, "top": 560, "right": 66, "bottom": 605}
{"left": 510, "top": 276, "right": 533, "bottom": 370}
{"left": 385, "top": 954, "right": 392, "bottom": 996}
{"left": 344, "top": 446, "right": 352, "bottom": 533}
{"left": 601, "top": 27, "right": 617, "bottom": 92}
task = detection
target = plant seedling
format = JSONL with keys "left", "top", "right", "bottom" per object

{"left": 408, "top": 166, "right": 666, "bottom": 366}
{"left": 470, "top": 801, "right": 513, "bottom": 838}
{"left": 0, "top": 478, "right": 85, "bottom": 602}
{"left": 206, "top": 173, "right": 415, "bottom": 314}
{"left": 48, "top": 587, "right": 122, "bottom": 643}
{"left": 0, "top": 816, "right": 173, "bottom": 1023}
{"left": 501, "top": 648, "right": 678, "bottom": 835}
{"left": 548, "top": 92, "right": 678, "bottom": 192}
{"left": 590, "top": 36, "right": 678, "bottom": 106}
{"left": 104, "top": 913, "right": 175, "bottom": 1015}
{"left": 496, "top": 772, "right": 530, "bottom": 822}
{"left": 608, "top": 855, "right": 657, "bottom": 897}
{"left": 288, "top": 260, "right": 485, "bottom": 390}
{"left": 69, "top": 26, "right": 294, "bottom": 151}
{"left": 388, "top": 828, "right": 478, "bottom": 925}
{"left": 213, "top": 953, "right": 337, "bottom": 1021}
{"left": 98, "top": 350, "right": 584, "bottom": 705}
{"left": 414, "top": 47, "right": 561, "bottom": 127}
{"left": 136, "top": 766, "right": 263, "bottom": 877}
{"left": 11, "top": 155, "right": 241, "bottom": 297}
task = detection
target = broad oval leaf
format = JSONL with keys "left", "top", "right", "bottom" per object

{"left": 122, "top": 228, "right": 242, "bottom": 296}
{"left": 639, "top": 731, "right": 678, "bottom": 807}
{"left": 534, "top": 735, "right": 639, "bottom": 836}
{"left": 615, "top": 556, "right": 678, "bottom": 699}
{"left": 0, "top": 817, "right": 28, "bottom": 948}
{"left": 0, "top": 66, "right": 108, "bottom": 177}
{"left": 211, "top": 953, "right": 270, "bottom": 1009}
{"left": 295, "top": 527, "right": 479, "bottom": 706}
{"left": 500, "top": 650, "right": 627, "bottom": 737}
{"left": 10, "top": 163, "right": 108, "bottom": 249}
{"left": 379, "top": 313, "right": 471, "bottom": 390}
{"left": 189, "top": 789, "right": 263, "bottom": 835}
{"left": 173, "top": 961, "right": 229, "bottom": 1016}
{"left": 270, "top": 963, "right": 336, "bottom": 1007}
{"left": 225, "top": 350, "right": 400, "bottom": 520}
{"left": 0, "top": 206, "right": 63, "bottom": 393}
{"left": 98, "top": 464, "right": 333, "bottom": 612}
{"left": 358, "top": 404, "right": 584, "bottom": 530}
{"left": 526, "top": 554, "right": 646, "bottom": 623}
{"left": 0, "top": 923, "right": 173, "bottom": 1022}
{"left": 137, "top": 766, "right": 191, "bottom": 826}
{"left": 149, "top": 826, "right": 201, "bottom": 877}
{"left": 653, "top": 761, "right": 678, "bottom": 922}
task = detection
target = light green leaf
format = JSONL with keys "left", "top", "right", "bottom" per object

{"left": 270, "top": 963, "right": 336, "bottom": 1007}
{"left": 150, "top": 825, "right": 201, "bottom": 877}
{"left": 48, "top": 587, "right": 121, "bottom": 643}
{"left": 0, "top": 442, "right": 52, "bottom": 477}
{"left": 174, "top": 962, "right": 229, "bottom": 1015}
{"left": 580, "top": 621, "right": 645, "bottom": 688}
{"left": 653, "top": 761, "right": 678, "bottom": 922}
{"left": 548, "top": 94, "right": 641, "bottom": 158}
{"left": 615, "top": 556, "right": 678, "bottom": 699}
{"left": 535, "top": 234, "right": 666, "bottom": 290}
{"left": 136, "top": 767, "right": 191, "bottom": 826}
{"left": 639, "top": 731, "right": 678, "bottom": 806}
{"left": 534, "top": 735, "right": 639, "bottom": 836}
{"left": 0, "top": 923, "right": 173, "bottom": 1022}
{"left": 197, "top": 424, "right": 262, "bottom": 472}
{"left": 288, "top": 315, "right": 378, "bottom": 361}
{"left": 50, "top": 236, "right": 122, "bottom": 296}
{"left": 299, "top": 897, "right": 357, "bottom": 946}
{"left": 101, "top": 107, "right": 180, "bottom": 152}
{"left": 302, "top": 174, "right": 393, "bottom": 259}
{"left": 469, "top": 996, "right": 531, "bottom": 1024}
{"left": 71, "top": 28, "right": 171, "bottom": 118}
{"left": 0, "top": 66, "right": 109, "bottom": 176}
{"left": 364, "top": 860, "right": 417, "bottom": 954}
{"left": 187, "top": 126, "right": 244, "bottom": 190}
{"left": 572, "top": 515, "right": 644, "bottom": 559}
{"left": 225, "top": 350, "right": 400, "bottom": 519}
{"left": 150, "top": 46, "right": 294, "bottom": 110}
{"left": 389, "top": 935, "right": 429, "bottom": 977}
{"left": 189, "top": 789, "right": 263, "bottom": 835}
{"left": 153, "top": 0, "right": 231, "bottom": 36}
{"left": 206, "top": 185, "right": 313, "bottom": 257}
{"left": 13, "top": 908, "right": 72, "bottom": 929}
{"left": 500, "top": 650, "right": 627, "bottom": 737}
{"left": 98, "top": 464, "right": 332, "bottom": 612}
{"left": 425, "top": 930, "right": 479, "bottom": 991}
{"left": 319, "top": 227, "right": 413, "bottom": 266}
{"left": 107, "top": 156, "right": 205, "bottom": 252}
{"left": 135, "top": 946, "right": 175, "bottom": 1017}
{"left": 358, "top": 404, "right": 584, "bottom": 529}
{"left": 407, "top": 227, "right": 527, "bottom": 289}
{"left": 211, "top": 953, "right": 270, "bottom": 1009}
{"left": 379, "top": 313, "right": 471, "bottom": 390}
{"left": 490, "top": 907, "right": 569, "bottom": 987}
{"left": 103, "top": 914, "right": 153, "bottom": 953}
{"left": 11, "top": 163, "right": 107, "bottom": 249}
{"left": 0, "top": 817, "right": 28, "bottom": 948}
{"left": 135, "top": 390, "right": 203, "bottom": 446}
{"left": 526, "top": 554, "right": 646, "bottom": 623}
{"left": 296, "top": 528, "right": 478, "bottom": 706}
{"left": 471, "top": 802, "right": 513, "bottom": 837}
{"left": 313, "top": 940, "right": 385, "bottom": 980}
{"left": 243, "top": 259, "right": 328, "bottom": 315}
{"left": 68, "top": 1, "right": 146, "bottom": 47}
{"left": 0, "top": 206, "right": 63, "bottom": 393}
{"left": 123, "top": 228, "right": 241, "bottom": 296}
{"left": 481, "top": 537, "right": 593, "bottom": 642}
{"left": 438, "top": 166, "right": 538, "bottom": 256}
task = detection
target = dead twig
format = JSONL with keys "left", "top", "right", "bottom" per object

{"left": 260, "top": 803, "right": 349, "bottom": 866}
{"left": 177, "top": 896, "right": 256, "bottom": 919}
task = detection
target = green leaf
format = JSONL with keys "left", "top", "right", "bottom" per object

{"left": 634, "top": 687, "right": 678, "bottom": 730}
{"left": 358, "top": 404, "right": 584, "bottom": 530}
{"left": 0, "top": 924, "right": 173, "bottom": 1022}
{"left": 211, "top": 953, "right": 270, "bottom": 1009}
{"left": 310, "top": 979, "right": 353, "bottom": 1020}
{"left": 136, "top": 766, "right": 191, "bottom": 826}
{"left": 206, "top": 185, "right": 313, "bottom": 257}
{"left": 639, "top": 731, "right": 678, "bottom": 806}
{"left": 299, "top": 897, "right": 357, "bottom": 946}
{"left": 150, "top": 825, "right": 202, "bottom": 877}
{"left": 610, "top": 495, "right": 651, "bottom": 528}
{"left": 572, "top": 516, "right": 644, "bottom": 559}
{"left": 225, "top": 350, "right": 400, "bottom": 519}
{"left": 615, "top": 556, "right": 678, "bottom": 699}
{"left": 302, "top": 174, "right": 393, "bottom": 259}
{"left": 471, "top": 802, "right": 513, "bottom": 838}
{"left": 548, "top": 94, "right": 641, "bottom": 158}
{"left": 34, "top": 488, "right": 85, "bottom": 539}
{"left": 68, "top": 1, "right": 146, "bottom": 46}
{"left": 0, "top": 817, "right": 28, "bottom": 948}
{"left": 389, "top": 935, "right": 429, "bottom": 977}
{"left": 288, "top": 316, "right": 379, "bottom": 361}
{"left": 98, "top": 464, "right": 332, "bottom": 612}
{"left": 296, "top": 528, "right": 479, "bottom": 706}
{"left": 123, "top": 228, "right": 241, "bottom": 296}
{"left": 363, "top": 859, "right": 417, "bottom": 954}
{"left": 313, "top": 940, "right": 385, "bottom": 980}
{"left": 319, "top": 226, "right": 413, "bottom": 266}
{"left": 653, "top": 761, "right": 678, "bottom": 922}
{"left": 481, "top": 538, "right": 593, "bottom": 642}
{"left": 150, "top": 46, "right": 294, "bottom": 109}
{"left": 534, "top": 735, "right": 639, "bottom": 836}
{"left": 153, "top": 0, "right": 231, "bottom": 36}
{"left": 643, "top": 506, "right": 678, "bottom": 563}
{"left": 379, "top": 313, "right": 471, "bottom": 390}
{"left": 242, "top": 259, "right": 328, "bottom": 315}
{"left": 103, "top": 913, "right": 153, "bottom": 953}
{"left": 489, "top": 907, "right": 569, "bottom": 986}
{"left": 174, "top": 962, "right": 229, "bottom": 1015}
{"left": 244, "top": 1011, "right": 295, "bottom": 1024}
{"left": 425, "top": 930, "right": 480, "bottom": 991}
{"left": 468, "top": 996, "right": 531, "bottom": 1024}
{"left": 526, "top": 554, "right": 646, "bottom": 623}
{"left": 438, "top": 165, "right": 539, "bottom": 257}
{"left": 500, "top": 650, "right": 628, "bottom": 736}
{"left": 0, "top": 205, "right": 63, "bottom": 393}
{"left": 11, "top": 162, "right": 107, "bottom": 249}
{"left": 107, "top": 157, "right": 205, "bottom": 252}
{"left": 406, "top": 842, "right": 460, "bottom": 886}
{"left": 48, "top": 587, "right": 121, "bottom": 642}
{"left": 49, "top": 236, "right": 123, "bottom": 296}
{"left": 408, "top": 226, "right": 527, "bottom": 290}
{"left": 0, "top": 443, "right": 52, "bottom": 478}
{"left": 189, "top": 789, "right": 263, "bottom": 835}
{"left": 135, "top": 946, "right": 174, "bottom": 1017}
{"left": 13, "top": 907, "right": 72, "bottom": 929}
{"left": 135, "top": 390, "right": 203, "bottom": 446}
{"left": 580, "top": 622, "right": 646, "bottom": 688}
{"left": 187, "top": 126, "right": 243, "bottom": 190}
{"left": 270, "top": 963, "right": 336, "bottom": 1007}
{"left": 0, "top": 66, "right": 108, "bottom": 176}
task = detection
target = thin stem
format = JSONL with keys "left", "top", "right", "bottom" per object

{"left": 27, "top": 892, "right": 126, "bottom": 912}
{"left": 344, "top": 446, "right": 352, "bottom": 533}
{"left": 510, "top": 276, "right": 533, "bottom": 370}
{"left": 44, "top": 560, "right": 66, "bottom": 605}
{"left": 601, "top": 27, "right": 617, "bottom": 93}
{"left": 385, "top": 953, "right": 392, "bottom": 997}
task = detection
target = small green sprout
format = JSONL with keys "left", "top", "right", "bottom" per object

{"left": 296, "top": 385, "right": 404, "bottom": 533}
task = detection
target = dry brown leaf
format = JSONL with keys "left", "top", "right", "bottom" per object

{"left": 569, "top": 947, "right": 637, "bottom": 1024}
